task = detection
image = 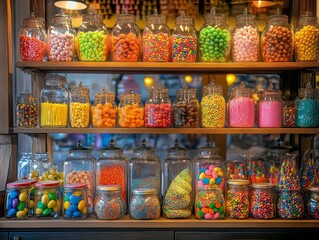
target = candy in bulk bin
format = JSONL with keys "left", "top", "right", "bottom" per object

{"left": 29, "top": 152, "right": 51, "bottom": 180}
{"left": 111, "top": 13, "right": 140, "bottom": 62}
{"left": 282, "top": 101, "right": 297, "bottom": 127}
{"left": 226, "top": 180, "right": 250, "bottom": 219}
{"left": 307, "top": 187, "right": 319, "bottom": 219}
{"left": 172, "top": 11, "right": 197, "bottom": 62}
{"left": 232, "top": 9, "right": 259, "bottom": 62}
{"left": 76, "top": 10, "right": 108, "bottom": 61}
{"left": 17, "top": 152, "right": 33, "bottom": 180}
{"left": 247, "top": 155, "right": 267, "bottom": 184}
{"left": 40, "top": 74, "right": 69, "bottom": 127}
{"left": 250, "top": 183, "right": 276, "bottom": 219}
{"left": 295, "top": 11, "right": 319, "bottom": 62}
{"left": 163, "top": 140, "right": 193, "bottom": 219}
{"left": 63, "top": 183, "right": 88, "bottom": 220}
{"left": 278, "top": 152, "right": 301, "bottom": 191}
{"left": 16, "top": 90, "right": 39, "bottom": 128}
{"left": 143, "top": 9, "right": 170, "bottom": 62}
{"left": 277, "top": 190, "right": 304, "bottom": 219}
{"left": 19, "top": 14, "right": 47, "bottom": 61}
{"left": 261, "top": 9, "right": 294, "bottom": 62}
{"left": 225, "top": 158, "right": 248, "bottom": 181}
{"left": 47, "top": 11, "right": 76, "bottom": 61}
{"left": 199, "top": 7, "right": 231, "bottom": 62}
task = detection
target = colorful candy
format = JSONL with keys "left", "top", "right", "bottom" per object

{"left": 226, "top": 180, "right": 250, "bottom": 219}
{"left": 63, "top": 184, "right": 88, "bottom": 219}
{"left": 277, "top": 190, "right": 304, "bottom": 219}
{"left": 19, "top": 35, "right": 46, "bottom": 61}
{"left": 201, "top": 93, "right": 225, "bottom": 128}
{"left": 233, "top": 26, "right": 259, "bottom": 62}
{"left": 296, "top": 98, "right": 319, "bottom": 127}
{"left": 132, "top": 176, "right": 160, "bottom": 192}
{"left": 40, "top": 102, "right": 68, "bottom": 127}
{"left": 247, "top": 157, "right": 267, "bottom": 184}
{"left": 145, "top": 103, "right": 172, "bottom": 128}
{"left": 197, "top": 164, "right": 225, "bottom": 191}
{"left": 228, "top": 97, "right": 255, "bottom": 128}
{"left": 283, "top": 101, "right": 296, "bottom": 127}
{"left": 259, "top": 100, "right": 282, "bottom": 127}
{"left": 295, "top": 25, "right": 319, "bottom": 61}
{"left": 226, "top": 160, "right": 247, "bottom": 180}
{"left": 112, "top": 33, "right": 140, "bottom": 62}
{"left": 143, "top": 32, "right": 170, "bottom": 62}
{"left": 70, "top": 102, "right": 90, "bottom": 128}
{"left": 16, "top": 102, "right": 38, "bottom": 128}
{"left": 301, "top": 156, "right": 319, "bottom": 190}
{"left": 308, "top": 187, "right": 319, "bottom": 219}
{"left": 48, "top": 33, "right": 75, "bottom": 61}
{"left": 278, "top": 154, "right": 301, "bottom": 191}
{"left": 250, "top": 184, "right": 276, "bottom": 219}
{"left": 172, "top": 35, "right": 197, "bottom": 62}
{"left": 118, "top": 103, "right": 144, "bottom": 128}
{"left": 92, "top": 103, "right": 117, "bottom": 128}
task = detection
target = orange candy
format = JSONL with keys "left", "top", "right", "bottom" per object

{"left": 112, "top": 32, "right": 140, "bottom": 62}
{"left": 92, "top": 103, "right": 117, "bottom": 128}
{"left": 118, "top": 103, "right": 144, "bottom": 128}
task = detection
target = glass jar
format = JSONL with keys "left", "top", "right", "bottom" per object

{"left": 111, "top": 13, "right": 141, "bottom": 62}
{"left": 278, "top": 152, "right": 301, "bottom": 191}
{"left": 232, "top": 10, "right": 259, "bottom": 62}
{"left": 301, "top": 149, "right": 319, "bottom": 190}
{"left": 40, "top": 74, "right": 69, "bottom": 127}
{"left": 96, "top": 139, "right": 128, "bottom": 203}
{"left": 295, "top": 11, "right": 319, "bottom": 62}
{"left": 27, "top": 179, "right": 37, "bottom": 216}
{"left": 16, "top": 90, "right": 39, "bottom": 128}
{"left": 201, "top": 81, "right": 226, "bottom": 128}
{"left": 172, "top": 11, "right": 197, "bottom": 62}
{"left": 76, "top": 11, "right": 108, "bottom": 61}
{"left": 19, "top": 14, "right": 47, "bottom": 61}
{"left": 250, "top": 183, "right": 276, "bottom": 219}
{"left": 69, "top": 82, "right": 90, "bottom": 128}
{"left": 261, "top": 10, "right": 294, "bottom": 62}
{"left": 163, "top": 140, "right": 193, "bottom": 219}
{"left": 143, "top": 10, "right": 170, "bottom": 62}
{"left": 64, "top": 140, "right": 95, "bottom": 213}
{"left": 195, "top": 186, "right": 225, "bottom": 220}
{"left": 91, "top": 88, "right": 117, "bottom": 128}
{"left": 228, "top": 82, "right": 255, "bottom": 128}
{"left": 173, "top": 88, "right": 200, "bottom": 128}
{"left": 5, "top": 181, "right": 31, "bottom": 219}
{"left": 29, "top": 152, "right": 51, "bottom": 181}
{"left": 307, "top": 186, "right": 319, "bottom": 219}
{"left": 129, "top": 140, "right": 161, "bottom": 200}
{"left": 118, "top": 90, "right": 144, "bottom": 128}
{"left": 62, "top": 183, "right": 88, "bottom": 220}
{"left": 94, "top": 185, "right": 126, "bottom": 220}
{"left": 225, "top": 158, "right": 248, "bottom": 180}
{"left": 17, "top": 152, "right": 33, "bottom": 180}
{"left": 283, "top": 101, "right": 296, "bottom": 127}
{"left": 226, "top": 180, "right": 250, "bottom": 219}
{"left": 199, "top": 8, "right": 231, "bottom": 62}
{"left": 34, "top": 180, "right": 61, "bottom": 218}
{"left": 296, "top": 84, "right": 319, "bottom": 128}
{"left": 277, "top": 190, "right": 304, "bottom": 219}
{"left": 247, "top": 155, "right": 267, "bottom": 184}
{"left": 129, "top": 188, "right": 160, "bottom": 220}
{"left": 47, "top": 11, "right": 75, "bottom": 61}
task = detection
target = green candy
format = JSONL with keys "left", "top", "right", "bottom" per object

{"left": 42, "top": 208, "right": 52, "bottom": 216}
{"left": 37, "top": 201, "right": 46, "bottom": 209}
{"left": 17, "top": 202, "right": 25, "bottom": 211}
{"left": 198, "top": 210, "right": 205, "bottom": 218}
{"left": 209, "top": 203, "right": 215, "bottom": 209}
{"left": 48, "top": 192, "right": 57, "bottom": 201}
{"left": 196, "top": 201, "right": 202, "bottom": 208}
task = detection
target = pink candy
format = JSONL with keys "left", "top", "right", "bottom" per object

{"left": 209, "top": 165, "right": 215, "bottom": 171}
{"left": 229, "top": 97, "right": 255, "bottom": 127}
{"left": 48, "top": 33, "right": 74, "bottom": 61}
{"left": 233, "top": 26, "right": 259, "bottom": 62}
{"left": 259, "top": 101, "right": 282, "bottom": 127}
{"left": 212, "top": 172, "right": 218, "bottom": 179}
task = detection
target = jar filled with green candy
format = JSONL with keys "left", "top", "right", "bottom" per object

{"left": 199, "top": 7, "right": 231, "bottom": 62}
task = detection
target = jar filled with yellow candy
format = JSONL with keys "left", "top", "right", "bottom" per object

{"left": 70, "top": 82, "right": 90, "bottom": 128}
{"left": 295, "top": 11, "right": 319, "bottom": 62}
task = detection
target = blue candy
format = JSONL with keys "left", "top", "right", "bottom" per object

{"left": 65, "top": 210, "right": 72, "bottom": 217}
{"left": 68, "top": 205, "right": 78, "bottom": 212}
{"left": 6, "top": 199, "right": 12, "bottom": 209}
{"left": 9, "top": 191, "right": 18, "bottom": 200}
{"left": 216, "top": 177, "right": 222, "bottom": 185}
{"left": 202, "top": 178, "right": 210, "bottom": 185}
{"left": 12, "top": 198, "right": 19, "bottom": 208}
{"left": 200, "top": 168, "right": 206, "bottom": 173}
{"left": 69, "top": 195, "right": 79, "bottom": 205}
{"left": 7, "top": 208, "right": 17, "bottom": 217}
{"left": 73, "top": 211, "right": 82, "bottom": 218}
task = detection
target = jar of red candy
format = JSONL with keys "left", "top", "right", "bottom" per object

{"left": 261, "top": 9, "right": 294, "bottom": 62}
{"left": 307, "top": 186, "right": 319, "bottom": 219}
{"left": 19, "top": 14, "right": 47, "bottom": 61}
{"left": 225, "top": 158, "right": 248, "bottom": 181}
{"left": 172, "top": 11, "right": 197, "bottom": 62}
{"left": 143, "top": 9, "right": 170, "bottom": 62}
{"left": 47, "top": 11, "right": 76, "bottom": 61}
{"left": 16, "top": 90, "right": 38, "bottom": 128}
{"left": 232, "top": 9, "right": 259, "bottom": 62}
{"left": 282, "top": 101, "right": 296, "bottom": 127}
{"left": 226, "top": 180, "right": 250, "bottom": 219}
{"left": 250, "top": 183, "right": 276, "bottom": 219}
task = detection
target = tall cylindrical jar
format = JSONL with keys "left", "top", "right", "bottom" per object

{"left": 250, "top": 183, "right": 276, "bottom": 219}
{"left": 282, "top": 101, "right": 296, "bottom": 127}
{"left": 226, "top": 180, "right": 250, "bottom": 219}
{"left": 16, "top": 90, "right": 39, "bottom": 128}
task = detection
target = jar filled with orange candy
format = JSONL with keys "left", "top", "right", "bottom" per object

{"left": 118, "top": 90, "right": 144, "bottom": 128}
{"left": 91, "top": 88, "right": 117, "bottom": 128}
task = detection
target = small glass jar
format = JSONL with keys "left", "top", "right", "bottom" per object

{"left": 172, "top": 11, "right": 197, "bottom": 62}
{"left": 295, "top": 11, "right": 319, "bottom": 62}
{"left": 17, "top": 152, "right": 33, "bottom": 180}
{"left": 232, "top": 10, "right": 259, "bottom": 62}
{"left": 118, "top": 90, "right": 144, "bottom": 128}
{"left": 261, "top": 9, "right": 294, "bottom": 62}
{"left": 96, "top": 139, "right": 128, "bottom": 203}
{"left": 5, "top": 181, "right": 31, "bottom": 219}
{"left": 40, "top": 74, "right": 69, "bottom": 127}
{"left": 225, "top": 158, "right": 248, "bottom": 181}
{"left": 195, "top": 186, "right": 225, "bottom": 220}
{"left": 62, "top": 183, "right": 88, "bottom": 220}
{"left": 34, "top": 180, "right": 61, "bottom": 218}
{"left": 69, "top": 82, "right": 90, "bottom": 128}
{"left": 76, "top": 11, "right": 108, "bottom": 61}
{"left": 247, "top": 155, "right": 267, "bottom": 184}
{"left": 129, "top": 188, "right": 160, "bottom": 220}
{"left": 173, "top": 88, "right": 200, "bottom": 128}
{"left": 278, "top": 152, "right": 301, "bottom": 191}
{"left": 226, "top": 180, "right": 250, "bottom": 219}
{"left": 91, "top": 88, "right": 117, "bottom": 128}
{"left": 94, "top": 185, "right": 126, "bottom": 220}
{"left": 29, "top": 152, "right": 51, "bottom": 181}
{"left": 228, "top": 82, "right": 255, "bottom": 128}
{"left": 250, "top": 183, "right": 276, "bottom": 219}
{"left": 16, "top": 90, "right": 39, "bottom": 128}
{"left": 201, "top": 81, "right": 226, "bottom": 128}
{"left": 199, "top": 8, "right": 231, "bottom": 62}
{"left": 307, "top": 186, "right": 319, "bottom": 219}
{"left": 283, "top": 101, "right": 296, "bottom": 127}
{"left": 301, "top": 149, "right": 319, "bottom": 190}
{"left": 143, "top": 10, "right": 170, "bottom": 62}
{"left": 47, "top": 11, "right": 76, "bottom": 61}
{"left": 19, "top": 14, "right": 47, "bottom": 61}
{"left": 111, "top": 13, "right": 141, "bottom": 62}
{"left": 277, "top": 190, "right": 304, "bottom": 219}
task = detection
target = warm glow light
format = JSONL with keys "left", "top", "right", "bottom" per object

{"left": 54, "top": 1, "right": 87, "bottom": 10}
{"left": 184, "top": 75, "right": 192, "bottom": 83}
{"left": 226, "top": 74, "right": 236, "bottom": 86}
{"left": 252, "top": 0, "right": 276, "bottom": 8}
{"left": 144, "top": 77, "right": 154, "bottom": 87}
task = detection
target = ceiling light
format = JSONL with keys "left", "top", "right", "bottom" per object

{"left": 54, "top": 0, "right": 87, "bottom": 11}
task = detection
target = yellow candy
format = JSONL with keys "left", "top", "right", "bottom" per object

{"left": 29, "top": 200, "right": 34, "bottom": 208}
{"left": 19, "top": 192, "right": 28, "bottom": 202}
{"left": 24, "top": 208, "right": 29, "bottom": 213}
{"left": 210, "top": 178, "right": 216, "bottom": 185}
{"left": 214, "top": 167, "right": 222, "bottom": 172}
{"left": 78, "top": 200, "right": 86, "bottom": 211}
{"left": 64, "top": 201, "right": 71, "bottom": 210}
{"left": 47, "top": 200, "right": 57, "bottom": 209}
{"left": 73, "top": 191, "right": 82, "bottom": 197}
{"left": 35, "top": 208, "right": 43, "bottom": 215}
{"left": 81, "top": 207, "right": 87, "bottom": 214}
{"left": 218, "top": 171, "right": 224, "bottom": 177}
{"left": 41, "top": 194, "right": 50, "bottom": 205}
{"left": 199, "top": 172, "right": 205, "bottom": 180}
{"left": 16, "top": 210, "right": 27, "bottom": 218}
{"left": 70, "top": 102, "right": 90, "bottom": 128}
{"left": 53, "top": 201, "right": 60, "bottom": 212}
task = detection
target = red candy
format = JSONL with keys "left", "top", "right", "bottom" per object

{"left": 19, "top": 35, "right": 46, "bottom": 61}
{"left": 145, "top": 103, "right": 172, "bottom": 128}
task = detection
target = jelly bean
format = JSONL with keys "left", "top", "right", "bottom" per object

{"left": 10, "top": 191, "right": 18, "bottom": 199}
{"left": 35, "top": 208, "right": 42, "bottom": 215}
{"left": 78, "top": 200, "right": 85, "bottom": 211}
{"left": 16, "top": 102, "right": 39, "bottom": 128}
{"left": 40, "top": 102, "right": 68, "bottom": 127}
{"left": 92, "top": 103, "right": 117, "bottom": 128}
{"left": 201, "top": 93, "right": 226, "bottom": 128}
{"left": 16, "top": 210, "right": 27, "bottom": 218}
{"left": 69, "top": 195, "right": 79, "bottom": 205}
{"left": 143, "top": 32, "right": 170, "bottom": 62}
{"left": 47, "top": 200, "right": 57, "bottom": 209}
{"left": 17, "top": 202, "right": 25, "bottom": 211}
{"left": 19, "top": 192, "right": 28, "bottom": 202}
{"left": 64, "top": 192, "right": 72, "bottom": 202}
{"left": 197, "top": 164, "right": 225, "bottom": 191}
{"left": 118, "top": 103, "right": 144, "bottom": 128}
{"left": 172, "top": 35, "right": 197, "bottom": 62}
{"left": 42, "top": 208, "right": 52, "bottom": 216}
{"left": 41, "top": 194, "right": 50, "bottom": 205}
{"left": 229, "top": 97, "right": 255, "bottom": 127}
{"left": 70, "top": 102, "right": 90, "bottom": 128}
{"left": 145, "top": 103, "right": 172, "bottom": 128}
{"left": 112, "top": 33, "right": 140, "bottom": 62}
{"left": 64, "top": 201, "right": 71, "bottom": 210}
{"left": 247, "top": 159, "right": 267, "bottom": 184}
{"left": 48, "top": 33, "right": 75, "bottom": 61}
{"left": 295, "top": 25, "right": 319, "bottom": 61}
{"left": 233, "top": 26, "right": 259, "bottom": 62}
{"left": 12, "top": 198, "right": 19, "bottom": 208}
{"left": 29, "top": 200, "right": 34, "bottom": 208}
{"left": 19, "top": 35, "right": 46, "bottom": 61}
{"left": 7, "top": 209, "right": 17, "bottom": 217}
{"left": 73, "top": 211, "right": 82, "bottom": 217}
{"left": 37, "top": 201, "right": 46, "bottom": 209}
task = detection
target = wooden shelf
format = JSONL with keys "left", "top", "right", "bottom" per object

{"left": 16, "top": 61, "right": 319, "bottom": 74}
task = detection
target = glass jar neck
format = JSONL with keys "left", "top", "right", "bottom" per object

{"left": 98, "top": 189, "right": 121, "bottom": 197}
{"left": 117, "top": 15, "right": 135, "bottom": 24}
{"left": 68, "top": 151, "right": 92, "bottom": 158}
{"left": 101, "top": 149, "right": 123, "bottom": 158}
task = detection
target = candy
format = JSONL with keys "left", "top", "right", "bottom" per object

{"left": 282, "top": 101, "right": 296, "bottom": 127}
{"left": 35, "top": 191, "right": 60, "bottom": 218}
{"left": 118, "top": 103, "right": 144, "bottom": 128}
{"left": 48, "top": 33, "right": 75, "bottom": 61}
{"left": 196, "top": 164, "right": 225, "bottom": 191}
{"left": 112, "top": 33, "right": 140, "bottom": 62}
{"left": 92, "top": 103, "right": 116, "bottom": 128}
{"left": 19, "top": 35, "right": 46, "bottom": 61}
{"left": 173, "top": 99, "right": 199, "bottom": 128}
{"left": 278, "top": 154, "right": 301, "bottom": 191}
{"left": 94, "top": 193, "right": 126, "bottom": 220}
{"left": 277, "top": 190, "right": 304, "bottom": 219}
{"left": 259, "top": 101, "right": 282, "bottom": 127}
{"left": 70, "top": 102, "right": 90, "bottom": 128}
{"left": 250, "top": 187, "right": 276, "bottom": 219}
{"left": 172, "top": 35, "right": 197, "bottom": 62}
{"left": 247, "top": 158, "right": 267, "bottom": 184}
{"left": 40, "top": 102, "right": 68, "bottom": 127}
{"left": 228, "top": 97, "right": 255, "bottom": 128}
{"left": 131, "top": 176, "right": 160, "bottom": 193}
{"left": 233, "top": 26, "right": 259, "bottom": 62}
{"left": 301, "top": 156, "right": 319, "bottom": 190}
{"left": 39, "top": 166, "right": 64, "bottom": 184}
{"left": 16, "top": 102, "right": 39, "bottom": 128}
{"left": 6, "top": 189, "right": 29, "bottom": 219}
{"left": 201, "top": 94, "right": 226, "bottom": 128}
{"left": 308, "top": 188, "right": 319, "bottom": 219}
{"left": 226, "top": 186, "right": 249, "bottom": 219}
{"left": 296, "top": 98, "right": 319, "bottom": 127}
{"left": 295, "top": 25, "right": 319, "bottom": 61}
{"left": 143, "top": 32, "right": 170, "bottom": 62}
{"left": 63, "top": 191, "right": 87, "bottom": 219}
{"left": 145, "top": 103, "right": 172, "bottom": 128}
{"left": 226, "top": 161, "right": 247, "bottom": 180}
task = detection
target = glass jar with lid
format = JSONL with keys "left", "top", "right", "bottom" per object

{"left": 19, "top": 13, "right": 47, "bottom": 61}
{"left": 307, "top": 186, "right": 319, "bottom": 219}
{"left": 295, "top": 11, "right": 319, "bottom": 62}
{"left": 201, "top": 80, "right": 226, "bottom": 128}
{"left": 94, "top": 185, "right": 126, "bottom": 220}
{"left": 91, "top": 88, "right": 117, "bottom": 128}
{"left": 278, "top": 152, "right": 301, "bottom": 191}
{"left": 29, "top": 152, "right": 51, "bottom": 181}
{"left": 16, "top": 90, "right": 39, "bottom": 128}
{"left": 228, "top": 82, "right": 255, "bottom": 128}
{"left": 17, "top": 152, "right": 33, "bottom": 180}
{"left": 225, "top": 157, "right": 248, "bottom": 181}
{"left": 111, "top": 13, "right": 141, "bottom": 62}
{"left": 250, "top": 183, "right": 276, "bottom": 219}
{"left": 247, "top": 155, "right": 267, "bottom": 184}
{"left": 69, "top": 82, "right": 90, "bottom": 128}
{"left": 199, "top": 7, "right": 231, "bottom": 62}
{"left": 172, "top": 11, "right": 197, "bottom": 62}
{"left": 143, "top": 9, "right": 170, "bottom": 62}
{"left": 277, "top": 190, "right": 304, "bottom": 219}
{"left": 261, "top": 9, "right": 294, "bottom": 62}
{"left": 40, "top": 74, "right": 69, "bottom": 127}
{"left": 96, "top": 139, "right": 128, "bottom": 203}
{"left": 47, "top": 11, "right": 76, "bottom": 61}
{"left": 63, "top": 140, "right": 95, "bottom": 213}
{"left": 301, "top": 149, "right": 319, "bottom": 191}
{"left": 76, "top": 10, "right": 108, "bottom": 61}
{"left": 163, "top": 140, "right": 193, "bottom": 219}
{"left": 226, "top": 180, "right": 250, "bottom": 219}
{"left": 118, "top": 90, "right": 144, "bottom": 128}
{"left": 282, "top": 101, "right": 296, "bottom": 127}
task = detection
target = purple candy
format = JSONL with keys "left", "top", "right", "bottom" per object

{"left": 12, "top": 198, "right": 19, "bottom": 208}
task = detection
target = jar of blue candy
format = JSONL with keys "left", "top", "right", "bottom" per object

{"left": 63, "top": 183, "right": 88, "bottom": 220}
{"left": 277, "top": 190, "right": 304, "bottom": 219}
